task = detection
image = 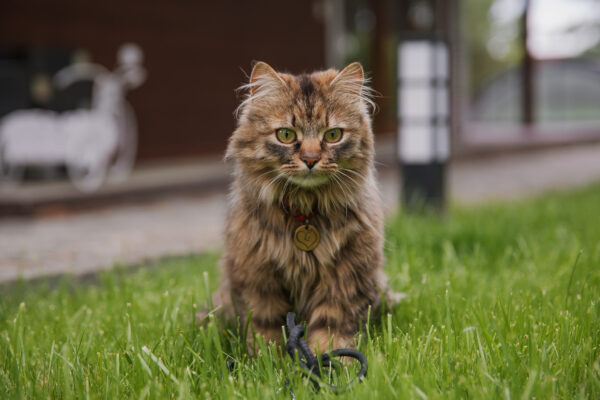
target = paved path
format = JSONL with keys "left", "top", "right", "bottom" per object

{"left": 1, "top": 143, "right": 600, "bottom": 282}
{"left": 0, "top": 194, "right": 226, "bottom": 281}
{"left": 451, "top": 144, "right": 600, "bottom": 204}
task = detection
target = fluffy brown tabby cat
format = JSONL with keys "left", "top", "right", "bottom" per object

{"left": 203, "top": 61, "right": 397, "bottom": 351}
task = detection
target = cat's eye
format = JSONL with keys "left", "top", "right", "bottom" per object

{"left": 323, "top": 128, "right": 343, "bottom": 143}
{"left": 276, "top": 128, "right": 296, "bottom": 144}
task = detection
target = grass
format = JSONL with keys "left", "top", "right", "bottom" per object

{"left": 1, "top": 185, "right": 600, "bottom": 399}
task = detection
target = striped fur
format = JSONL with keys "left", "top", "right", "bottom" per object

{"left": 205, "top": 61, "right": 396, "bottom": 351}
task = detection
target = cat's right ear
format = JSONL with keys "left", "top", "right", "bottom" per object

{"left": 249, "top": 61, "right": 286, "bottom": 96}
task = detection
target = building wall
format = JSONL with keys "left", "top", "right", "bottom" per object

{"left": 0, "top": 0, "right": 326, "bottom": 161}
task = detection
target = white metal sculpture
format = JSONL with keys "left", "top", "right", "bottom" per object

{"left": 0, "top": 43, "right": 146, "bottom": 192}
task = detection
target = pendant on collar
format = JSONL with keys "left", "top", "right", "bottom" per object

{"left": 284, "top": 199, "right": 320, "bottom": 252}
{"left": 294, "top": 223, "right": 320, "bottom": 252}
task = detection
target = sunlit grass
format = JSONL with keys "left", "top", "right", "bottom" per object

{"left": 1, "top": 184, "right": 599, "bottom": 399}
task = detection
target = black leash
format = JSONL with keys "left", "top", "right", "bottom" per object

{"left": 283, "top": 312, "right": 368, "bottom": 395}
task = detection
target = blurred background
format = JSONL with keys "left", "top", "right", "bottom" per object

{"left": 1, "top": 0, "right": 599, "bottom": 281}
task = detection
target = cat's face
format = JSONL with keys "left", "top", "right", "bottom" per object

{"left": 228, "top": 62, "right": 375, "bottom": 194}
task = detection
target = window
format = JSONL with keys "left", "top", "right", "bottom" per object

{"left": 461, "top": 0, "right": 600, "bottom": 146}
{"left": 530, "top": 0, "right": 600, "bottom": 127}
{"left": 463, "top": 0, "right": 525, "bottom": 125}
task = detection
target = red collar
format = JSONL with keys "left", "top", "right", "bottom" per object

{"left": 282, "top": 197, "right": 318, "bottom": 222}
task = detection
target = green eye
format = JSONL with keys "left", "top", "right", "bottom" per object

{"left": 323, "top": 128, "right": 343, "bottom": 143}
{"left": 276, "top": 128, "right": 296, "bottom": 144}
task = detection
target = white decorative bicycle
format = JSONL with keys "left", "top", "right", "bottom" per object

{"left": 0, "top": 43, "right": 146, "bottom": 192}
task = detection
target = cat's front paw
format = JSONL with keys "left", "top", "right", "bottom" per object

{"left": 308, "top": 330, "right": 355, "bottom": 354}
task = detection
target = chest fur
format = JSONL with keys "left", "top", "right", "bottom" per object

{"left": 227, "top": 206, "right": 362, "bottom": 283}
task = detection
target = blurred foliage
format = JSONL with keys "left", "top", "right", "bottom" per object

{"left": 461, "top": 0, "right": 524, "bottom": 98}
{"left": 342, "top": 0, "right": 373, "bottom": 70}
{"left": 343, "top": 0, "right": 398, "bottom": 131}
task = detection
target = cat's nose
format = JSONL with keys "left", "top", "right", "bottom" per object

{"left": 300, "top": 153, "right": 321, "bottom": 169}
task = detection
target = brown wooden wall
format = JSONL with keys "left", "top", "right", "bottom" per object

{"left": 0, "top": 0, "right": 326, "bottom": 161}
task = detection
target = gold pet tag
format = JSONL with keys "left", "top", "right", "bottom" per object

{"left": 294, "top": 224, "right": 320, "bottom": 252}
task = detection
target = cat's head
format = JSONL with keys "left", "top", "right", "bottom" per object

{"left": 227, "top": 61, "right": 375, "bottom": 200}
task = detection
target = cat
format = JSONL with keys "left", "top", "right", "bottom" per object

{"left": 201, "top": 61, "right": 399, "bottom": 351}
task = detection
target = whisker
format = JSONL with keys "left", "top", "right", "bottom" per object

{"left": 336, "top": 169, "right": 362, "bottom": 188}
{"left": 286, "top": 178, "right": 302, "bottom": 203}
{"left": 253, "top": 169, "right": 277, "bottom": 181}
{"left": 339, "top": 167, "right": 383, "bottom": 198}
{"left": 259, "top": 172, "right": 285, "bottom": 201}
{"left": 331, "top": 174, "right": 350, "bottom": 221}
{"left": 280, "top": 177, "right": 291, "bottom": 207}
{"left": 334, "top": 173, "right": 354, "bottom": 203}
{"left": 339, "top": 167, "right": 367, "bottom": 182}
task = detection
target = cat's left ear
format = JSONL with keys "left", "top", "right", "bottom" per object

{"left": 330, "top": 62, "right": 364, "bottom": 93}
{"left": 249, "top": 61, "right": 286, "bottom": 96}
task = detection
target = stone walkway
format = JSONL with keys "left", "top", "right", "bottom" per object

{"left": 1, "top": 143, "right": 600, "bottom": 282}
{"left": 0, "top": 194, "right": 226, "bottom": 281}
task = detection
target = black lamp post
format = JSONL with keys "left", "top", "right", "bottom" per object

{"left": 397, "top": 0, "right": 453, "bottom": 212}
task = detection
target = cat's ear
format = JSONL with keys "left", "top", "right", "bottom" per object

{"left": 330, "top": 62, "right": 364, "bottom": 93}
{"left": 330, "top": 62, "right": 375, "bottom": 110}
{"left": 249, "top": 61, "right": 286, "bottom": 96}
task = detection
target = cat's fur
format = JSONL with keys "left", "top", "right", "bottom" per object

{"left": 203, "top": 61, "right": 395, "bottom": 350}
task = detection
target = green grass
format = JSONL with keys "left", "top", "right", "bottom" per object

{"left": 1, "top": 185, "right": 600, "bottom": 399}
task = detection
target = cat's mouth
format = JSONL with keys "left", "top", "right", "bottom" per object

{"left": 288, "top": 171, "right": 330, "bottom": 188}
